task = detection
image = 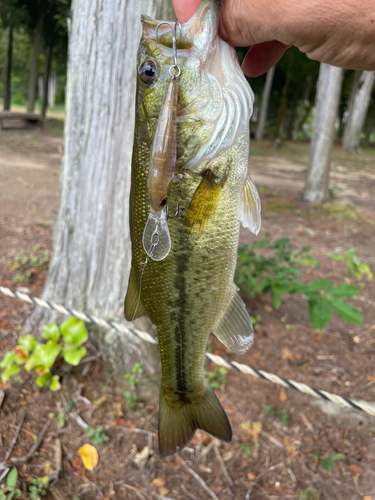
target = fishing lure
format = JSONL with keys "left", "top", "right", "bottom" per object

{"left": 142, "top": 21, "right": 181, "bottom": 262}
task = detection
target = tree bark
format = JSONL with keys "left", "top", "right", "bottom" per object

{"left": 255, "top": 66, "right": 275, "bottom": 140}
{"left": 27, "top": 11, "right": 45, "bottom": 113}
{"left": 363, "top": 103, "right": 375, "bottom": 147}
{"left": 273, "top": 58, "right": 292, "bottom": 139}
{"left": 303, "top": 64, "right": 344, "bottom": 203}
{"left": 3, "top": 26, "right": 13, "bottom": 111}
{"left": 24, "top": 0, "right": 174, "bottom": 378}
{"left": 41, "top": 43, "right": 53, "bottom": 118}
{"left": 342, "top": 71, "right": 375, "bottom": 152}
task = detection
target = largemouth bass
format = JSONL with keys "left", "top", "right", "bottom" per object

{"left": 125, "top": 0, "right": 261, "bottom": 456}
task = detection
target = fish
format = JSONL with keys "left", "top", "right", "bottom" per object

{"left": 125, "top": 0, "right": 261, "bottom": 456}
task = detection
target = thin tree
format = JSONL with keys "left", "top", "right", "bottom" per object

{"left": 342, "top": 71, "right": 375, "bottom": 152}
{"left": 27, "top": 9, "right": 45, "bottom": 113}
{"left": 303, "top": 64, "right": 344, "bottom": 203}
{"left": 3, "top": 26, "right": 13, "bottom": 110}
{"left": 24, "top": 0, "right": 174, "bottom": 376}
{"left": 255, "top": 66, "right": 275, "bottom": 140}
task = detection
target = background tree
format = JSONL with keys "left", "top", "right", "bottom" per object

{"left": 25, "top": 0, "right": 174, "bottom": 376}
{"left": 342, "top": 71, "right": 375, "bottom": 152}
{"left": 304, "top": 64, "right": 344, "bottom": 203}
{"left": 255, "top": 66, "right": 275, "bottom": 140}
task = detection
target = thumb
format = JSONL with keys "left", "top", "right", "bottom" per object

{"left": 172, "top": 0, "right": 201, "bottom": 23}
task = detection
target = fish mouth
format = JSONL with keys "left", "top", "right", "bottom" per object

{"left": 141, "top": 0, "right": 217, "bottom": 52}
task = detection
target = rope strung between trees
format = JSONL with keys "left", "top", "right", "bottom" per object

{"left": 1, "top": 285, "right": 375, "bottom": 417}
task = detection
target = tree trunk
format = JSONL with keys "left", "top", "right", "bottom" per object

{"left": 3, "top": 26, "right": 13, "bottom": 111}
{"left": 24, "top": 0, "right": 174, "bottom": 377}
{"left": 41, "top": 43, "right": 53, "bottom": 118}
{"left": 27, "top": 11, "right": 45, "bottom": 113}
{"left": 273, "top": 58, "right": 292, "bottom": 139}
{"left": 303, "top": 64, "right": 344, "bottom": 203}
{"left": 342, "top": 71, "right": 375, "bottom": 152}
{"left": 363, "top": 103, "right": 375, "bottom": 147}
{"left": 255, "top": 66, "right": 275, "bottom": 140}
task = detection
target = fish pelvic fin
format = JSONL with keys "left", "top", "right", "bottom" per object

{"left": 124, "top": 266, "right": 148, "bottom": 321}
{"left": 158, "top": 384, "right": 232, "bottom": 456}
{"left": 212, "top": 284, "right": 253, "bottom": 354}
{"left": 240, "top": 175, "right": 261, "bottom": 235}
{"left": 184, "top": 171, "right": 225, "bottom": 237}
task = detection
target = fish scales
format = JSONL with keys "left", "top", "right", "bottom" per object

{"left": 125, "top": 0, "right": 261, "bottom": 456}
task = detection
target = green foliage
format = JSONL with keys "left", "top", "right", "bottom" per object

{"left": 319, "top": 452, "right": 345, "bottom": 472}
{"left": 204, "top": 367, "right": 228, "bottom": 389}
{"left": 235, "top": 234, "right": 363, "bottom": 332}
{"left": 124, "top": 362, "right": 143, "bottom": 410}
{"left": 240, "top": 442, "right": 251, "bottom": 455}
{"left": 85, "top": 426, "right": 110, "bottom": 446}
{"left": 0, "top": 319, "right": 88, "bottom": 391}
{"left": 263, "top": 405, "right": 289, "bottom": 426}
{"left": 298, "top": 486, "right": 319, "bottom": 500}
{"left": 330, "top": 248, "right": 373, "bottom": 282}
{"left": 27, "top": 477, "right": 49, "bottom": 500}
{"left": 0, "top": 468, "right": 21, "bottom": 500}
{"left": 11, "top": 248, "right": 50, "bottom": 285}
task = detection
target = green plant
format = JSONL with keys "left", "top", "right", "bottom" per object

{"left": 298, "top": 486, "right": 319, "bottom": 500}
{"left": 0, "top": 468, "right": 21, "bottom": 500}
{"left": 124, "top": 362, "right": 143, "bottom": 409}
{"left": 319, "top": 452, "right": 345, "bottom": 472}
{"left": 85, "top": 426, "right": 110, "bottom": 445}
{"left": 235, "top": 234, "right": 363, "bottom": 332}
{"left": 0, "top": 318, "right": 88, "bottom": 391}
{"left": 263, "top": 405, "right": 289, "bottom": 426}
{"left": 240, "top": 442, "right": 251, "bottom": 455}
{"left": 11, "top": 248, "right": 50, "bottom": 284}
{"left": 204, "top": 367, "right": 228, "bottom": 389}
{"left": 330, "top": 248, "right": 373, "bottom": 282}
{"left": 27, "top": 477, "right": 49, "bottom": 500}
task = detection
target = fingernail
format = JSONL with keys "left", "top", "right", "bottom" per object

{"left": 218, "top": 15, "right": 229, "bottom": 41}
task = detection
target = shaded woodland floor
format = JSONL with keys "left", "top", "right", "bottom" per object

{"left": 0, "top": 122, "right": 375, "bottom": 499}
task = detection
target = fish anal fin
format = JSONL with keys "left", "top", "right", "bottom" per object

{"left": 158, "top": 384, "right": 232, "bottom": 456}
{"left": 184, "top": 171, "right": 225, "bottom": 237}
{"left": 212, "top": 284, "right": 253, "bottom": 354}
{"left": 241, "top": 175, "right": 261, "bottom": 235}
{"left": 124, "top": 266, "right": 148, "bottom": 321}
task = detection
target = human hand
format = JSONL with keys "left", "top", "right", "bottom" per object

{"left": 172, "top": 0, "right": 375, "bottom": 77}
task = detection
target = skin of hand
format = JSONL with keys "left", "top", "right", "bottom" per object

{"left": 172, "top": 0, "right": 375, "bottom": 77}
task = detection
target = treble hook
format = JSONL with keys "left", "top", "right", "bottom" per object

{"left": 155, "top": 21, "right": 182, "bottom": 79}
{"left": 167, "top": 201, "right": 179, "bottom": 219}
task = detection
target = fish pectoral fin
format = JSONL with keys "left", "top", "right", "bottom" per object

{"left": 158, "top": 385, "right": 232, "bottom": 456}
{"left": 124, "top": 266, "right": 148, "bottom": 321}
{"left": 184, "top": 171, "right": 225, "bottom": 237}
{"left": 240, "top": 175, "right": 261, "bottom": 235}
{"left": 212, "top": 284, "right": 253, "bottom": 354}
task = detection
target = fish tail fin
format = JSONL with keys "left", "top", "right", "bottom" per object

{"left": 158, "top": 384, "right": 232, "bottom": 456}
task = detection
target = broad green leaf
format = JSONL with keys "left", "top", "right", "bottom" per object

{"left": 271, "top": 289, "right": 281, "bottom": 309}
{"left": 63, "top": 346, "right": 87, "bottom": 366}
{"left": 35, "top": 372, "right": 52, "bottom": 387}
{"left": 60, "top": 318, "right": 88, "bottom": 346}
{"left": 319, "top": 452, "right": 345, "bottom": 471}
{"left": 329, "top": 299, "right": 363, "bottom": 325}
{"left": 0, "top": 351, "right": 16, "bottom": 369}
{"left": 25, "top": 341, "right": 61, "bottom": 371}
{"left": 13, "top": 346, "right": 28, "bottom": 363}
{"left": 7, "top": 467, "right": 18, "bottom": 489}
{"left": 42, "top": 324, "right": 61, "bottom": 342}
{"left": 308, "top": 298, "right": 331, "bottom": 332}
{"left": 18, "top": 334, "right": 37, "bottom": 352}
{"left": 50, "top": 375, "right": 61, "bottom": 392}
{"left": 329, "top": 284, "right": 359, "bottom": 298}
{"left": 303, "top": 279, "right": 333, "bottom": 293}
{"left": 1, "top": 365, "right": 20, "bottom": 383}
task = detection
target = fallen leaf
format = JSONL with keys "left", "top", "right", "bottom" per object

{"left": 159, "top": 488, "right": 169, "bottom": 496}
{"left": 283, "top": 436, "right": 297, "bottom": 457}
{"left": 152, "top": 478, "right": 165, "bottom": 488}
{"left": 78, "top": 444, "right": 98, "bottom": 470}
{"left": 281, "top": 348, "right": 294, "bottom": 361}
{"left": 247, "top": 472, "right": 256, "bottom": 480}
{"left": 349, "top": 464, "right": 362, "bottom": 477}
{"left": 279, "top": 388, "right": 287, "bottom": 402}
{"left": 240, "top": 421, "right": 262, "bottom": 442}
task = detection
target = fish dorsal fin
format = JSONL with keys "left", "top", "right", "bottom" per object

{"left": 124, "top": 266, "right": 148, "bottom": 321}
{"left": 240, "top": 175, "right": 261, "bottom": 235}
{"left": 212, "top": 285, "right": 253, "bottom": 354}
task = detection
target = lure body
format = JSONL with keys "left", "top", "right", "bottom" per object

{"left": 125, "top": 0, "right": 261, "bottom": 456}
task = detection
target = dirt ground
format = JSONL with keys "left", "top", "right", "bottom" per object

{"left": 0, "top": 120, "right": 375, "bottom": 500}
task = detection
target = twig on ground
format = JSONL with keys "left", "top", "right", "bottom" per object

{"left": 1, "top": 410, "right": 26, "bottom": 465}
{"left": 177, "top": 455, "right": 220, "bottom": 500}
{"left": 139, "top": 487, "right": 177, "bottom": 500}
{"left": 181, "top": 483, "right": 199, "bottom": 500}
{"left": 114, "top": 426, "right": 155, "bottom": 438}
{"left": 80, "top": 352, "right": 102, "bottom": 364}
{"left": 212, "top": 439, "right": 233, "bottom": 486}
{"left": 83, "top": 475, "right": 104, "bottom": 498}
{"left": 0, "top": 390, "right": 4, "bottom": 409}
{"left": 70, "top": 411, "right": 89, "bottom": 429}
{"left": 226, "top": 447, "right": 243, "bottom": 471}
{"left": 48, "top": 438, "right": 62, "bottom": 485}
{"left": 245, "top": 462, "right": 283, "bottom": 500}
{"left": 12, "top": 419, "right": 51, "bottom": 464}
{"left": 114, "top": 481, "right": 146, "bottom": 500}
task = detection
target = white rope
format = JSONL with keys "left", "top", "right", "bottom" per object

{"left": 1, "top": 285, "right": 375, "bottom": 416}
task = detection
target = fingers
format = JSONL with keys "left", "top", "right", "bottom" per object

{"left": 241, "top": 41, "right": 289, "bottom": 77}
{"left": 172, "top": 0, "right": 201, "bottom": 23}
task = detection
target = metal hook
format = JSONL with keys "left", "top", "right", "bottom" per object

{"left": 155, "top": 21, "right": 181, "bottom": 79}
{"left": 167, "top": 201, "right": 179, "bottom": 219}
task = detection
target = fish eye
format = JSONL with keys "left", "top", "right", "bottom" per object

{"left": 139, "top": 60, "right": 159, "bottom": 84}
